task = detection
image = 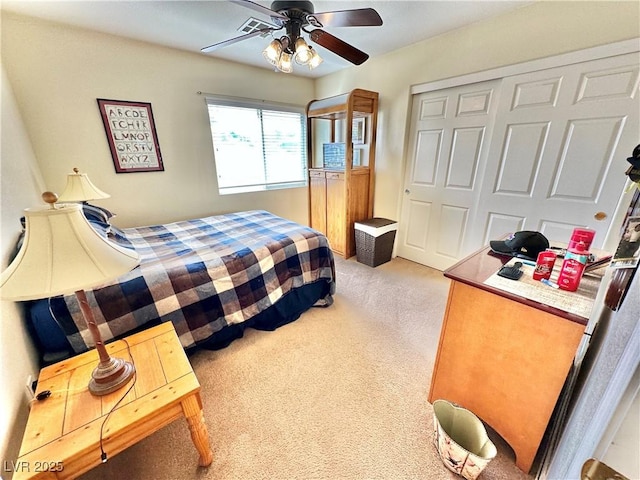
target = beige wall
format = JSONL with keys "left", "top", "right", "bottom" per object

{"left": 1, "top": 12, "right": 315, "bottom": 229}
{"left": 315, "top": 1, "right": 640, "bottom": 223}
{"left": 0, "top": 66, "right": 46, "bottom": 475}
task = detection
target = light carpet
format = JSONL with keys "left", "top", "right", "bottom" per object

{"left": 80, "top": 256, "right": 533, "bottom": 480}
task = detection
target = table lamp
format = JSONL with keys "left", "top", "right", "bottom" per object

{"left": 57, "top": 167, "right": 110, "bottom": 203}
{"left": 0, "top": 192, "right": 140, "bottom": 395}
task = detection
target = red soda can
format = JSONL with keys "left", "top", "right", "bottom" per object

{"left": 533, "top": 251, "right": 557, "bottom": 281}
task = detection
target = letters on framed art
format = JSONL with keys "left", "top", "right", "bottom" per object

{"left": 97, "top": 99, "right": 164, "bottom": 173}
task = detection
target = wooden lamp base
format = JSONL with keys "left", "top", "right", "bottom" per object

{"left": 75, "top": 289, "right": 136, "bottom": 396}
{"left": 89, "top": 356, "right": 135, "bottom": 396}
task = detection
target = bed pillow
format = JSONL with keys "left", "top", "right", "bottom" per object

{"left": 88, "top": 219, "right": 111, "bottom": 238}
{"left": 82, "top": 203, "right": 114, "bottom": 224}
{"left": 9, "top": 218, "right": 26, "bottom": 262}
{"left": 108, "top": 224, "right": 126, "bottom": 238}
{"left": 79, "top": 203, "right": 115, "bottom": 239}
{"left": 107, "top": 225, "right": 135, "bottom": 249}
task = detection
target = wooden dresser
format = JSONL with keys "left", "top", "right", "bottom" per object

{"left": 428, "top": 244, "right": 600, "bottom": 473}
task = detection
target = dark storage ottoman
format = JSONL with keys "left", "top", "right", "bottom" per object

{"left": 354, "top": 218, "right": 398, "bottom": 267}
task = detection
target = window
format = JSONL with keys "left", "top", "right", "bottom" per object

{"left": 205, "top": 96, "right": 308, "bottom": 195}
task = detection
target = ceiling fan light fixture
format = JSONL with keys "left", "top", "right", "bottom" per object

{"left": 202, "top": 2, "right": 382, "bottom": 72}
{"left": 262, "top": 38, "right": 283, "bottom": 66}
{"left": 277, "top": 51, "right": 293, "bottom": 73}
{"left": 308, "top": 47, "right": 323, "bottom": 70}
{"left": 294, "top": 37, "right": 312, "bottom": 65}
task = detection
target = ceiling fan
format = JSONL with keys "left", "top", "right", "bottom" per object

{"left": 201, "top": 0, "right": 383, "bottom": 73}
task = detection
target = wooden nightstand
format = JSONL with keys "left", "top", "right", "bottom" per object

{"left": 13, "top": 322, "right": 213, "bottom": 479}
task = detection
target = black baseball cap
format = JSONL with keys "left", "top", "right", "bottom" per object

{"left": 490, "top": 231, "right": 550, "bottom": 260}
{"left": 626, "top": 144, "right": 640, "bottom": 183}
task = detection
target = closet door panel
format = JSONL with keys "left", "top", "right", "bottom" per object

{"left": 396, "top": 80, "right": 500, "bottom": 271}
{"left": 473, "top": 53, "right": 639, "bottom": 249}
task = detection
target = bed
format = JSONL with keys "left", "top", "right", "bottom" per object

{"left": 24, "top": 207, "right": 336, "bottom": 364}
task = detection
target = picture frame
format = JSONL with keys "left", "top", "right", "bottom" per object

{"left": 97, "top": 99, "right": 164, "bottom": 173}
{"left": 352, "top": 117, "right": 366, "bottom": 145}
{"left": 605, "top": 187, "right": 640, "bottom": 310}
{"left": 322, "top": 142, "right": 346, "bottom": 170}
{"left": 611, "top": 215, "right": 640, "bottom": 268}
{"left": 352, "top": 148, "right": 362, "bottom": 167}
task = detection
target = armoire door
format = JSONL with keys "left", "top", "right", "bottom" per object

{"left": 325, "top": 171, "right": 346, "bottom": 255}
{"left": 397, "top": 51, "right": 639, "bottom": 270}
{"left": 309, "top": 170, "right": 327, "bottom": 234}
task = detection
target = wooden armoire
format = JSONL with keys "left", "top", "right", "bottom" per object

{"left": 306, "top": 89, "right": 379, "bottom": 258}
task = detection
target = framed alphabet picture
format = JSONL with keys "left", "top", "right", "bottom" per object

{"left": 97, "top": 99, "right": 164, "bottom": 173}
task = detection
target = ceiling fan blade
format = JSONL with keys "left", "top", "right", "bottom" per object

{"left": 229, "top": 0, "right": 288, "bottom": 21}
{"left": 310, "top": 8, "right": 383, "bottom": 27}
{"left": 308, "top": 29, "right": 369, "bottom": 65}
{"left": 201, "top": 27, "right": 277, "bottom": 53}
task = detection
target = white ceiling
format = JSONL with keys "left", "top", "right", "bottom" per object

{"left": 1, "top": 0, "right": 533, "bottom": 78}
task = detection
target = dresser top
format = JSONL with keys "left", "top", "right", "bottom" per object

{"left": 444, "top": 244, "right": 606, "bottom": 326}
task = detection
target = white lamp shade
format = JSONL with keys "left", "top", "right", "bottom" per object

{"left": 57, "top": 170, "right": 110, "bottom": 202}
{"left": 0, "top": 203, "right": 140, "bottom": 301}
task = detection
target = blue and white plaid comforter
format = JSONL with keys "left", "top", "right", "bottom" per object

{"left": 50, "top": 210, "right": 335, "bottom": 353}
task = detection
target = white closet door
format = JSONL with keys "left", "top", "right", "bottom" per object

{"left": 396, "top": 80, "right": 500, "bottom": 271}
{"left": 473, "top": 53, "right": 639, "bottom": 249}
{"left": 398, "top": 52, "right": 639, "bottom": 270}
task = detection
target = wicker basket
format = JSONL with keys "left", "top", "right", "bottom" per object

{"left": 354, "top": 218, "right": 397, "bottom": 267}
